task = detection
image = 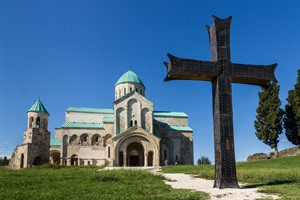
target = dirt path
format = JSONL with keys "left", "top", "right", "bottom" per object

{"left": 163, "top": 173, "right": 280, "bottom": 200}
{"left": 103, "top": 167, "right": 280, "bottom": 199}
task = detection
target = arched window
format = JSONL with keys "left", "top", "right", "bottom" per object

{"left": 69, "top": 135, "right": 78, "bottom": 145}
{"left": 20, "top": 153, "right": 24, "bottom": 168}
{"left": 92, "top": 134, "right": 101, "bottom": 146}
{"left": 130, "top": 120, "right": 133, "bottom": 127}
{"left": 29, "top": 117, "right": 33, "bottom": 128}
{"left": 80, "top": 133, "right": 89, "bottom": 146}
{"left": 130, "top": 87, "right": 132, "bottom": 92}
{"left": 36, "top": 117, "right": 40, "bottom": 128}
{"left": 134, "top": 120, "right": 137, "bottom": 126}
{"left": 124, "top": 88, "right": 126, "bottom": 95}
{"left": 136, "top": 88, "right": 138, "bottom": 92}
{"left": 108, "top": 146, "right": 111, "bottom": 158}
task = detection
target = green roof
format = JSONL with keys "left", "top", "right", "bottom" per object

{"left": 61, "top": 122, "right": 103, "bottom": 129}
{"left": 66, "top": 107, "right": 114, "bottom": 114}
{"left": 115, "top": 70, "right": 145, "bottom": 87}
{"left": 103, "top": 117, "right": 114, "bottom": 123}
{"left": 168, "top": 126, "right": 193, "bottom": 132}
{"left": 50, "top": 138, "right": 61, "bottom": 146}
{"left": 153, "top": 111, "right": 188, "bottom": 118}
{"left": 28, "top": 99, "right": 49, "bottom": 115}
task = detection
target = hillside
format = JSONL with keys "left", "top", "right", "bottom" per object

{"left": 247, "top": 146, "right": 300, "bottom": 161}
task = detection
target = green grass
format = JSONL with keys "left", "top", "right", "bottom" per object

{"left": 162, "top": 156, "right": 300, "bottom": 200}
{"left": 0, "top": 164, "right": 209, "bottom": 200}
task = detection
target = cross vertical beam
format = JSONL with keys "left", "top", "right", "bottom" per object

{"left": 208, "top": 16, "right": 239, "bottom": 188}
{"left": 163, "top": 15, "right": 277, "bottom": 189}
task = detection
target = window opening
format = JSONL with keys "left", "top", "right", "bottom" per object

{"left": 29, "top": 117, "right": 33, "bottom": 128}
{"left": 108, "top": 146, "right": 111, "bottom": 158}
{"left": 36, "top": 117, "right": 40, "bottom": 128}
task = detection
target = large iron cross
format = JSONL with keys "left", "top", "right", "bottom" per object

{"left": 164, "top": 16, "right": 277, "bottom": 189}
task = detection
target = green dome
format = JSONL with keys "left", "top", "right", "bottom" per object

{"left": 28, "top": 99, "right": 49, "bottom": 115}
{"left": 115, "top": 70, "right": 145, "bottom": 88}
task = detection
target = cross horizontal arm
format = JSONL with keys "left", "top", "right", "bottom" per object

{"left": 232, "top": 63, "right": 277, "bottom": 86}
{"left": 164, "top": 54, "right": 217, "bottom": 82}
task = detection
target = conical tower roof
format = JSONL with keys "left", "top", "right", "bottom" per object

{"left": 115, "top": 70, "right": 145, "bottom": 88}
{"left": 28, "top": 99, "right": 49, "bottom": 115}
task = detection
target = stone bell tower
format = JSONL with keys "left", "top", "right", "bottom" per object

{"left": 9, "top": 99, "right": 50, "bottom": 169}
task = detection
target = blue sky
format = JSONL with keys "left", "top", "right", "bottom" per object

{"left": 1, "top": 0, "right": 299, "bottom": 163}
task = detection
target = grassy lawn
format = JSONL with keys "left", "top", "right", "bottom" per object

{"left": 163, "top": 156, "right": 300, "bottom": 200}
{"left": 0, "top": 165, "right": 209, "bottom": 200}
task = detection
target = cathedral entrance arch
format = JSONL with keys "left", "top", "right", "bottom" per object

{"left": 127, "top": 142, "right": 144, "bottom": 166}
{"left": 71, "top": 154, "right": 78, "bottom": 166}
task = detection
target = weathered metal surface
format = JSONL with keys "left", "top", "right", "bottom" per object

{"left": 164, "top": 15, "right": 277, "bottom": 189}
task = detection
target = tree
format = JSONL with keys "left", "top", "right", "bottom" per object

{"left": 254, "top": 80, "right": 283, "bottom": 157}
{"left": 197, "top": 155, "right": 211, "bottom": 165}
{"left": 284, "top": 69, "right": 300, "bottom": 146}
{"left": 0, "top": 156, "right": 10, "bottom": 166}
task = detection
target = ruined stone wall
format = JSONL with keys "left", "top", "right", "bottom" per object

{"left": 154, "top": 123, "right": 193, "bottom": 165}
{"left": 9, "top": 144, "right": 28, "bottom": 169}
{"left": 61, "top": 126, "right": 113, "bottom": 166}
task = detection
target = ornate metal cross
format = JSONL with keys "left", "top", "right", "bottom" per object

{"left": 164, "top": 15, "right": 277, "bottom": 189}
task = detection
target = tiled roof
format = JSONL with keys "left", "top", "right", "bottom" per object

{"left": 61, "top": 122, "right": 103, "bottom": 129}
{"left": 153, "top": 111, "right": 188, "bottom": 117}
{"left": 103, "top": 117, "right": 114, "bottom": 123}
{"left": 50, "top": 138, "right": 61, "bottom": 146}
{"left": 115, "top": 70, "right": 145, "bottom": 87}
{"left": 168, "top": 126, "right": 193, "bottom": 132}
{"left": 28, "top": 99, "right": 49, "bottom": 115}
{"left": 66, "top": 107, "right": 114, "bottom": 114}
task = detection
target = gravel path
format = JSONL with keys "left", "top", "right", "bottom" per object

{"left": 103, "top": 167, "right": 280, "bottom": 199}
{"left": 163, "top": 173, "right": 280, "bottom": 200}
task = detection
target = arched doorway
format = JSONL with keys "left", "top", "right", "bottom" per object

{"left": 33, "top": 156, "right": 41, "bottom": 166}
{"left": 20, "top": 153, "right": 24, "bottom": 168}
{"left": 71, "top": 154, "right": 78, "bottom": 166}
{"left": 127, "top": 142, "right": 144, "bottom": 166}
{"left": 119, "top": 151, "right": 124, "bottom": 166}
{"left": 50, "top": 151, "right": 60, "bottom": 164}
{"left": 148, "top": 151, "right": 154, "bottom": 166}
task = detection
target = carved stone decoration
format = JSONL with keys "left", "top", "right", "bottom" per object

{"left": 164, "top": 15, "right": 277, "bottom": 189}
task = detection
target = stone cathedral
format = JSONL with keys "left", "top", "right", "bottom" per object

{"left": 10, "top": 70, "right": 193, "bottom": 169}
